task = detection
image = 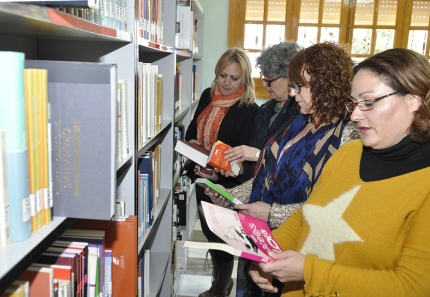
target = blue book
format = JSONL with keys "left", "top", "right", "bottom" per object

{"left": 0, "top": 51, "right": 31, "bottom": 242}
{"left": 138, "top": 152, "right": 153, "bottom": 227}
{"left": 140, "top": 173, "right": 151, "bottom": 229}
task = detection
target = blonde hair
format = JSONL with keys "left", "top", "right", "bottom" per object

{"left": 211, "top": 47, "right": 256, "bottom": 106}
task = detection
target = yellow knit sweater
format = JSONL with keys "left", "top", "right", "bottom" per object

{"left": 273, "top": 139, "right": 430, "bottom": 297}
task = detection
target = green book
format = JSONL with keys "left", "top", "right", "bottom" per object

{"left": 195, "top": 178, "right": 242, "bottom": 205}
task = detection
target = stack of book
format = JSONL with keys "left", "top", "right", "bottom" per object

{"left": 137, "top": 63, "right": 163, "bottom": 149}
{"left": 2, "top": 215, "right": 138, "bottom": 297}
{"left": 0, "top": 52, "right": 125, "bottom": 248}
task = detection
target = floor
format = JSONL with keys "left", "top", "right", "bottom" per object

{"left": 177, "top": 218, "right": 238, "bottom": 297}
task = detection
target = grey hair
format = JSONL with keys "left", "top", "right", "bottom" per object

{"left": 256, "top": 41, "right": 302, "bottom": 78}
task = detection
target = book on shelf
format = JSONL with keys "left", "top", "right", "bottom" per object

{"left": 31, "top": 263, "right": 73, "bottom": 297}
{"left": 33, "top": 0, "right": 98, "bottom": 9}
{"left": 17, "top": 266, "right": 55, "bottom": 297}
{"left": 1, "top": 284, "right": 26, "bottom": 297}
{"left": 104, "top": 249, "right": 113, "bottom": 297}
{"left": 4, "top": 280, "right": 29, "bottom": 297}
{"left": 50, "top": 240, "right": 89, "bottom": 297}
{"left": 39, "top": 68, "right": 52, "bottom": 227}
{"left": 174, "top": 63, "right": 182, "bottom": 112}
{"left": 173, "top": 190, "right": 187, "bottom": 226}
{"left": 184, "top": 201, "right": 283, "bottom": 263}
{"left": 0, "top": 51, "right": 31, "bottom": 243}
{"left": 117, "top": 79, "right": 129, "bottom": 163}
{"left": 24, "top": 68, "right": 51, "bottom": 233}
{"left": 36, "top": 250, "right": 78, "bottom": 297}
{"left": 207, "top": 140, "right": 241, "bottom": 177}
{"left": 192, "top": 64, "right": 197, "bottom": 101}
{"left": 25, "top": 60, "right": 117, "bottom": 220}
{"left": 60, "top": 229, "right": 106, "bottom": 297}
{"left": 0, "top": 131, "right": 11, "bottom": 248}
{"left": 44, "top": 246, "right": 84, "bottom": 297}
{"left": 175, "top": 5, "right": 193, "bottom": 50}
{"left": 137, "top": 62, "right": 159, "bottom": 147}
{"left": 156, "top": 74, "right": 163, "bottom": 132}
{"left": 144, "top": 249, "right": 150, "bottom": 297}
{"left": 195, "top": 178, "right": 242, "bottom": 205}
{"left": 71, "top": 215, "right": 138, "bottom": 297}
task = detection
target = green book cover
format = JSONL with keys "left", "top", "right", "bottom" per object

{"left": 195, "top": 178, "right": 242, "bottom": 205}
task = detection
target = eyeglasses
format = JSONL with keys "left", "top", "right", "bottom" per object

{"left": 260, "top": 73, "right": 281, "bottom": 87}
{"left": 345, "top": 91, "right": 400, "bottom": 112}
{"left": 288, "top": 83, "right": 302, "bottom": 94}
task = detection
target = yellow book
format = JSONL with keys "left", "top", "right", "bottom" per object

{"left": 24, "top": 69, "right": 39, "bottom": 232}
{"left": 34, "top": 69, "right": 44, "bottom": 228}
{"left": 39, "top": 69, "right": 51, "bottom": 225}
{"left": 156, "top": 74, "right": 163, "bottom": 131}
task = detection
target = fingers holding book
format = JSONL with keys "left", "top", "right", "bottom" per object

{"left": 204, "top": 186, "right": 231, "bottom": 208}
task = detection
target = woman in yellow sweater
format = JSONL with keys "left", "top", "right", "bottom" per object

{"left": 249, "top": 48, "right": 430, "bottom": 296}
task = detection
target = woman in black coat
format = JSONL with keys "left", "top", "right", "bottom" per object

{"left": 185, "top": 47, "right": 259, "bottom": 297}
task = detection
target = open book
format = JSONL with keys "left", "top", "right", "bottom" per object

{"left": 195, "top": 178, "right": 242, "bottom": 205}
{"left": 184, "top": 201, "right": 282, "bottom": 263}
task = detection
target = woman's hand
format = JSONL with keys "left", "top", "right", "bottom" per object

{"left": 233, "top": 201, "right": 271, "bottom": 221}
{"left": 204, "top": 185, "right": 230, "bottom": 208}
{"left": 249, "top": 261, "right": 278, "bottom": 294}
{"left": 189, "top": 139, "right": 201, "bottom": 145}
{"left": 249, "top": 251, "right": 305, "bottom": 293}
{"left": 195, "top": 165, "right": 219, "bottom": 181}
{"left": 224, "top": 145, "right": 261, "bottom": 163}
{"left": 213, "top": 167, "right": 235, "bottom": 178}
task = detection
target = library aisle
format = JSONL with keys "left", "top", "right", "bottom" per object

{"left": 177, "top": 218, "right": 238, "bottom": 297}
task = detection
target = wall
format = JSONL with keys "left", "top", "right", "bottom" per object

{"left": 198, "top": 0, "right": 266, "bottom": 106}
{"left": 199, "top": 0, "right": 229, "bottom": 89}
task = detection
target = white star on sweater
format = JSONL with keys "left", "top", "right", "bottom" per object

{"left": 300, "top": 186, "right": 363, "bottom": 261}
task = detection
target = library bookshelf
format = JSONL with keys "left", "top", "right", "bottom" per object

{"left": 0, "top": 0, "right": 203, "bottom": 296}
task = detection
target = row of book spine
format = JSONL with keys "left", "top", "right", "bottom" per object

{"left": 137, "top": 145, "right": 161, "bottom": 248}
{"left": 0, "top": 51, "right": 129, "bottom": 247}
{"left": 0, "top": 53, "right": 52, "bottom": 246}
{"left": 46, "top": 0, "right": 128, "bottom": 32}
{"left": 1, "top": 215, "right": 139, "bottom": 297}
{"left": 139, "top": 0, "right": 164, "bottom": 44}
{"left": 137, "top": 62, "right": 163, "bottom": 150}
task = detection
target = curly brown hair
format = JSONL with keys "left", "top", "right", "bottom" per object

{"left": 354, "top": 48, "right": 430, "bottom": 143}
{"left": 288, "top": 42, "right": 353, "bottom": 124}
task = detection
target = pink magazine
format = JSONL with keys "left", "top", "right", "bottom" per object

{"left": 200, "top": 201, "right": 283, "bottom": 263}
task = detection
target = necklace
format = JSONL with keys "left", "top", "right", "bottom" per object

{"left": 277, "top": 139, "right": 294, "bottom": 165}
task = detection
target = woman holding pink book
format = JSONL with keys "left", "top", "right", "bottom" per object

{"left": 185, "top": 47, "right": 259, "bottom": 297}
{"left": 249, "top": 47, "right": 430, "bottom": 297}
{"left": 206, "top": 42, "right": 361, "bottom": 297}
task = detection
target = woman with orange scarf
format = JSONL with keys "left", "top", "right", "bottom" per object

{"left": 185, "top": 47, "right": 259, "bottom": 297}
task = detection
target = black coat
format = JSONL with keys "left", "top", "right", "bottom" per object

{"left": 242, "top": 97, "right": 298, "bottom": 180}
{"left": 185, "top": 87, "right": 259, "bottom": 188}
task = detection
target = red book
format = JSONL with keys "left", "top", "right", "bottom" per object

{"left": 36, "top": 250, "right": 78, "bottom": 297}
{"left": 17, "top": 266, "right": 54, "bottom": 297}
{"left": 31, "top": 263, "right": 73, "bottom": 297}
{"left": 71, "top": 215, "right": 138, "bottom": 297}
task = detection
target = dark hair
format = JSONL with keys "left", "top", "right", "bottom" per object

{"left": 256, "top": 41, "right": 302, "bottom": 78}
{"left": 288, "top": 42, "right": 354, "bottom": 124}
{"left": 354, "top": 48, "right": 430, "bottom": 143}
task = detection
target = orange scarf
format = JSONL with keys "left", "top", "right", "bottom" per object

{"left": 196, "top": 85, "right": 245, "bottom": 150}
